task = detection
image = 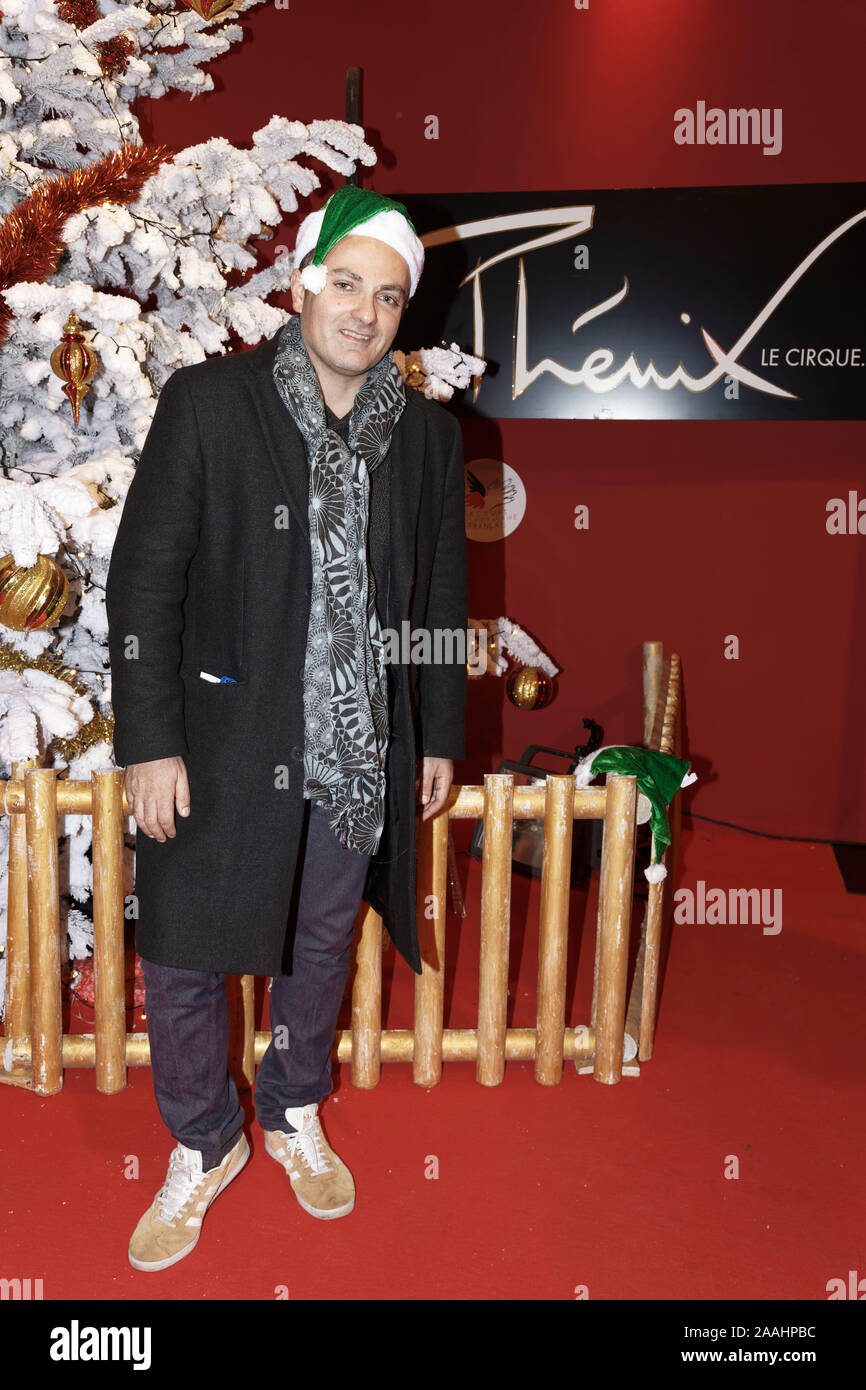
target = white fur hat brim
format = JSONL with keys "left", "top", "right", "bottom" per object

{"left": 294, "top": 205, "right": 424, "bottom": 298}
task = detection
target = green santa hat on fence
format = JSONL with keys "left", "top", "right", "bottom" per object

{"left": 294, "top": 184, "right": 425, "bottom": 297}
{"left": 575, "top": 745, "right": 697, "bottom": 883}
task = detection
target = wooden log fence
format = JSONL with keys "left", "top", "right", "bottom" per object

{"left": 0, "top": 642, "right": 683, "bottom": 1096}
{"left": 623, "top": 641, "right": 684, "bottom": 1062}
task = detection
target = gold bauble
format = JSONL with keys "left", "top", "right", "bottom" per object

{"left": 49, "top": 311, "right": 99, "bottom": 427}
{"left": 505, "top": 664, "right": 553, "bottom": 710}
{"left": 0, "top": 553, "right": 69, "bottom": 630}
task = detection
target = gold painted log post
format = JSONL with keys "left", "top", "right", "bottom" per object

{"left": 477, "top": 773, "right": 514, "bottom": 1086}
{"left": 91, "top": 769, "right": 127, "bottom": 1094}
{"left": 241, "top": 974, "right": 256, "bottom": 1085}
{"left": 413, "top": 802, "right": 450, "bottom": 1087}
{"left": 639, "top": 653, "right": 682, "bottom": 1061}
{"left": 25, "top": 768, "right": 63, "bottom": 1096}
{"left": 534, "top": 774, "right": 574, "bottom": 1085}
{"left": 351, "top": 905, "right": 384, "bottom": 1088}
{"left": 1, "top": 758, "right": 37, "bottom": 1086}
{"left": 642, "top": 640, "right": 664, "bottom": 745}
{"left": 227, "top": 973, "right": 257, "bottom": 1090}
{"left": 592, "top": 772, "right": 638, "bottom": 1084}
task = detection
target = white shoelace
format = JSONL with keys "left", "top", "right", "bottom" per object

{"left": 156, "top": 1147, "right": 210, "bottom": 1223}
{"left": 281, "top": 1121, "right": 333, "bottom": 1176}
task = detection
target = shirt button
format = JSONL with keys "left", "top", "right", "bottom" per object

{"left": 291, "top": 746, "right": 303, "bottom": 760}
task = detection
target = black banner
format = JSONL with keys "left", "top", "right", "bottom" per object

{"left": 7, "top": 1296, "right": 864, "bottom": 1371}
{"left": 398, "top": 183, "right": 866, "bottom": 421}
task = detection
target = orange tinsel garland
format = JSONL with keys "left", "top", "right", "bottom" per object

{"left": 0, "top": 141, "right": 176, "bottom": 349}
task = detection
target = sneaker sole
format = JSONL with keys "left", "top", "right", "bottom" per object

{"left": 128, "top": 1137, "right": 250, "bottom": 1272}
{"left": 264, "top": 1135, "right": 355, "bottom": 1220}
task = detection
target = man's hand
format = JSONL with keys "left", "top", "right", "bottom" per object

{"left": 123, "top": 756, "right": 190, "bottom": 842}
{"left": 417, "top": 756, "right": 453, "bottom": 822}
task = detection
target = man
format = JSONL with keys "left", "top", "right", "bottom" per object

{"left": 105, "top": 185, "right": 468, "bottom": 1272}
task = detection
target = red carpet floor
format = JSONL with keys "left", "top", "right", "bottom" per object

{"left": 1, "top": 818, "right": 863, "bottom": 1302}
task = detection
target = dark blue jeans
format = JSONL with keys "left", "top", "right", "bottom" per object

{"left": 139, "top": 798, "right": 372, "bottom": 1172}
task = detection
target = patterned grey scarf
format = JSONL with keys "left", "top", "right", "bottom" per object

{"left": 272, "top": 312, "right": 406, "bottom": 855}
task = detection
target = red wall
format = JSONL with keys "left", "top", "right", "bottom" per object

{"left": 140, "top": 0, "right": 866, "bottom": 842}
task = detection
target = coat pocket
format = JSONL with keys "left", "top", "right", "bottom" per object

{"left": 181, "top": 668, "right": 246, "bottom": 687}
{"left": 179, "top": 557, "right": 248, "bottom": 683}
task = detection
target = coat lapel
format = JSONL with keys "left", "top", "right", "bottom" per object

{"left": 242, "top": 322, "right": 427, "bottom": 613}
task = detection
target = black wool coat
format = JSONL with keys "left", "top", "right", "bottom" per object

{"left": 104, "top": 323, "right": 468, "bottom": 977}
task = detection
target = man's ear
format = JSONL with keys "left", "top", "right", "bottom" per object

{"left": 289, "top": 268, "right": 305, "bottom": 315}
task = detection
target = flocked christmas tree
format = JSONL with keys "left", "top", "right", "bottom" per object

{"left": 0, "top": 0, "right": 486, "bottom": 1013}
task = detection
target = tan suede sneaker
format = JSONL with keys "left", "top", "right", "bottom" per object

{"left": 263, "top": 1104, "right": 355, "bottom": 1220}
{"left": 128, "top": 1131, "right": 250, "bottom": 1272}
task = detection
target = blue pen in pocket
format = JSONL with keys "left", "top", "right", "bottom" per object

{"left": 199, "top": 671, "right": 237, "bottom": 684}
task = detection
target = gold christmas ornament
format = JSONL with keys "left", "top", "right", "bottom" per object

{"left": 50, "top": 311, "right": 99, "bottom": 426}
{"left": 505, "top": 664, "right": 554, "bottom": 710}
{"left": 0, "top": 553, "right": 69, "bottom": 630}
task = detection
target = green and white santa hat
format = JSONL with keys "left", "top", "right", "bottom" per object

{"left": 294, "top": 184, "right": 425, "bottom": 297}
{"left": 575, "top": 745, "right": 697, "bottom": 882}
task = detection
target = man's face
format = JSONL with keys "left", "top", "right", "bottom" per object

{"left": 289, "top": 235, "right": 410, "bottom": 390}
